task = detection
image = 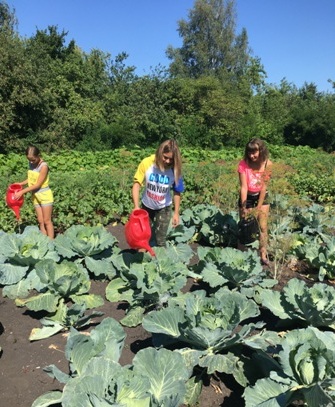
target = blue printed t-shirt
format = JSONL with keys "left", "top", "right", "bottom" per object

{"left": 133, "top": 154, "right": 184, "bottom": 210}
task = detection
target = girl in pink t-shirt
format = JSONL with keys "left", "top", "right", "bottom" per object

{"left": 237, "top": 138, "right": 272, "bottom": 265}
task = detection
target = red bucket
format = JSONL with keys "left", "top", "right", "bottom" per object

{"left": 125, "top": 209, "right": 155, "bottom": 256}
{"left": 6, "top": 183, "right": 24, "bottom": 220}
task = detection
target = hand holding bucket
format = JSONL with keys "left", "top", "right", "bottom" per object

{"left": 6, "top": 183, "right": 24, "bottom": 220}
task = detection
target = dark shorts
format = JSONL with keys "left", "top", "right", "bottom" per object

{"left": 141, "top": 204, "right": 171, "bottom": 247}
{"left": 238, "top": 192, "right": 269, "bottom": 209}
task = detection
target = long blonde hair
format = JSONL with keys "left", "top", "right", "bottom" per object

{"left": 155, "top": 139, "right": 182, "bottom": 181}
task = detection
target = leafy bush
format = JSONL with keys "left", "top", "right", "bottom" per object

{"left": 178, "top": 203, "right": 239, "bottom": 246}
{"left": 191, "top": 246, "right": 275, "bottom": 290}
{"left": 15, "top": 259, "right": 104, "bottom": 340}
{"left": 15, "top": 259, "right": 103, "bottom": 309}
{"left": 0, "top": 226, "right": 59, "bottom": 299}
{"left": 32, "top": 318, "right": 191, "bottom": 407}
{"left": 143, "top": 289, "right": 280, "bottom": 387}
{"left": 105, "top": 245, "right": 194, "bottom": 327}
{"left": 54, "top": 224, "right": 119, "bottom": 279}
{"left": 261, "top": 278, "right": 335, "bottom": 329}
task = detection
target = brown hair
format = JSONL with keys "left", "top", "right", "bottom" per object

{"left": 244, "top": 138, "right": 269, "bottom": 164}
{"left": 155, "top": 139, "right": 182, "bottom": 182}
{"left": 25, "top": 145, "right": 41, "bottom": 158}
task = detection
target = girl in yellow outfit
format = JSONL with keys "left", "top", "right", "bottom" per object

{"left": 14, "top": 145, "right": 54, "bottom": 239}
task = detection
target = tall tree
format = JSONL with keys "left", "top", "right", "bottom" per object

{"left": 284, "top": 82, "right": 335, "bottom": 151}
{"left": 166, "top": 0, "right": 250, "bottom": 80}
{"left": 26, "top": 25, "right": 75, "bottom": 61}
{"left": 0, "top": 0, "right": 17, "bottom": 33}
{"left": 0, "top": 1, "right": 41, "bottom": 153}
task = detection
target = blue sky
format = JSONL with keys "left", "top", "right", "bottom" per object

{"left": 6, "top": 0, "right": 335, "bottom": 92}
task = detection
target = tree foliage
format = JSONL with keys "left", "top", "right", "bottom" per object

{"left": 283, "top": 83, "right": 335, "bottom": 152}
{"left": 0, "top": 0, "right": 16, "bottom": 33}
{"left": 0, "top": 0, "right": 334, "bottom": 154}
{"left": 166, "top": 0, "right": 250, "bottom": 81}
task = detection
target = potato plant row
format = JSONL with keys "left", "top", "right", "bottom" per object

{"left": 0, "top": 145, "right": 334, "bottom": 233}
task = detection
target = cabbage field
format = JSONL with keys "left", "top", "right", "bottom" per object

{"left": 0, "top": 145, "right": 335, "bottom": 406}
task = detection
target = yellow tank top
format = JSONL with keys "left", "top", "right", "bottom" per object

{"left": 27, "top": 161, "right": 49, "bottom": 190}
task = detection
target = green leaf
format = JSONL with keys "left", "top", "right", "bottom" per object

{"left": 43, "top": 365, "right": 70, "bottom": 384}
{"left": 105, "top": 277, "right": 133, "bottom": 302}
{"left": 164, "top": 243, "right": 194, "bottom": 264}
{"left": 121, "top": 306, "right": 145, "bottom": 327}
{"left": 52, "top": 234, "right": 77, "bottom": 258}
{"left": 200, "top": 262, "right": 228, "bottom": 287}
{"left": 184, "top": 376, "right": 202, "bottom": 406}
{"left": 31, "top": 391, "right": 63, "bottom": 407}
{"left": 2, "top": 271, "right": 41, "bottom": 299}
{"left": 67, "top": 334, "right": 96, "bottom": 376}
{"left": 133, "top": 348, "right": 189, "bottom": 406}
{"left": 89, "top": 317, "right": 126, "bottom": 361}
{"left": 29, "top": 323, "right": 64, "bottom": 341}
{"left": 142, "top": 306, "right": 185, "bottom": 338}
{"left": 84, "top": 256, "right": 117, "bottom": 278}
{"left": 304, "top": 384, "right": 335, "bottom": 407}
{"left": 15, "top": 292, "right": 59, "bottom": 313}
{"left": 70, "top": 293, "right": 104, "bottom": 309}
{"left": 0, "top": 262, "right": 28, "bottom": 285}
{"left": 199, "top": 352, "right": 239, "bottom": 375}
{"left": 244, "top": 377, "right": 294, "bottom": 407}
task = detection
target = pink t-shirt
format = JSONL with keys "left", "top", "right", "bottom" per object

{"left": 238, "top": 159, "right": 269, "bottom": 193}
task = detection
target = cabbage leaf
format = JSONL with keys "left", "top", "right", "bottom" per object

{"left": 143, "top": 289, "right": 280, "bottom": 386}
{"left": 244, "top": 327, "right": 335, "bottom": 406}
{"left": 106, "top": 245, "right": 192, "bottom": 327}
{"left": 32, "top": 318, "right": 190, "bottom": 407}
{"left": 0, "top": 226, "right": 59, "bottom": 292}
{"left": 54, "top": 224, "right": 119, "bottom": 278}
{"left": 261, "top": 277, "right": 335, "bottom": 329}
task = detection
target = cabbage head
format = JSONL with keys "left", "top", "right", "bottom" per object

{"left": 54, "top": 224, "right": 118, "bottom": 258}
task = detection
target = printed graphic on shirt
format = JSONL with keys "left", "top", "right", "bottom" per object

{"left": 145, "top": 171, "right": 172, "bottom": 205}
{"left": 248, "top": 172, "right": 263, "bottom": 190}
{"left": 149, "top": 173, "right": 170, "bottom": 185}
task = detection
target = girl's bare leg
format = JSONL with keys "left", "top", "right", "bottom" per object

{"left": 35, "top": 205, "right": 54, "bottom": 239}
{"left": 258, "top": 204, "right": 270, "bottom": 263}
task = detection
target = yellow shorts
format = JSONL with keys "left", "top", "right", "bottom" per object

{"left": 32, "top": 188, "right": 54, "bottom": 207}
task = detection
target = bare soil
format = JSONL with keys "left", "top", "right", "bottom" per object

{"left": 0, "top": 223, "right": 302, "bottom": 407}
